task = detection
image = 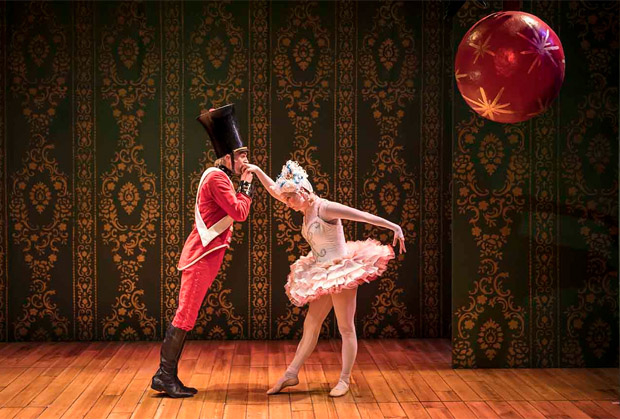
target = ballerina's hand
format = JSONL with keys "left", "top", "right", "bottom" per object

{"left": 392, "top": 226, "right": 406, "bottom": 254}
{"left": 243, "top": 163, "right": 260, "bottom": 173}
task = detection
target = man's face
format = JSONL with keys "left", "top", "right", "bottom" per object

{"left": 233, "top": 151, "right": 249, "bottom": 175}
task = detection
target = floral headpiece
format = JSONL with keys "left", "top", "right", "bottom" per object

{"left": 271, "top": 160, "right": 313, "bottom": 195}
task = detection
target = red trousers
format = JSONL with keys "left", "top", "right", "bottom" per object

{"left": 172, "top": 247, "right": 227, "bottom": 331}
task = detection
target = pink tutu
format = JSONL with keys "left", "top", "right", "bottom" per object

{"left": 284, "top": 239, "right": 395, "bottom": 306}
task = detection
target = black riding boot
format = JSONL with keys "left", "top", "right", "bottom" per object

{"left": 151, "top": 324, "right": 195, "bottom": 398}
{"left": 176, "top": 333, "right": 198, "bottom": 394}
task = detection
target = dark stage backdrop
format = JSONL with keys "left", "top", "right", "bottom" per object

{"left": 0, "top": 1, "right": 453, "bottom": 343}
{"left": 451, "top": 0, "right": 619, "bottom": 368}
{"left": 0, "top": 0, "right": 618, "bottom": 370}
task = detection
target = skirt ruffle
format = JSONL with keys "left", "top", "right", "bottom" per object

{"left": 285, "top": 239, "right": 395, "bottom": 306}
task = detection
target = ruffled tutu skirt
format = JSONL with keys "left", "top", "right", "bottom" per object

{"left": 285, "top": 239, "right": 395, "bottom": 306}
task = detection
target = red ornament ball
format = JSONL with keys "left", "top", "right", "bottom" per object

{"left": 455, "top": 11, "right": 565, "bottom": 123}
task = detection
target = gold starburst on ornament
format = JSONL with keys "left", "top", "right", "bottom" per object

{"left": 462, "top": 87, "right": 514, "bottom": 120}
{"left": 468, "top": 33, "right": 495, "bottom": 64}
{"left": 455, "top": 68, "right": 468, "bottom": 82}
{"left": 526, "top": 97, "right": 553, "bottom": 117}
{"left": 518, "top": 29, "right": 560, "bottom": 74}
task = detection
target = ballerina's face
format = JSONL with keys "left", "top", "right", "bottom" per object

{"left": 282, "top": 191, "right": 309, "bottom": 212}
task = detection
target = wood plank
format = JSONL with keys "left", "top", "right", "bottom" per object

{"left": 506, "top": 401, "right": 546, "bottom": 419}
{"left": 267, "top": 341, "right": 286, "bottom": 366}
{"left": 13, "top": 407, "right": 45, "bottom": 419}
{"left": 12, "top": 343, "right": 58, "bottom": 367}
{"left": 199, "top": 402, "right": 224, "bottom": 419}
{"left": 153, "top": 398, "right": 183, "bottom": 419}
{"left": 223, "top": 403, "right": 247, "bottom": 419}
{"left": 436, "top": 368, "right": 483, "bottom": 401}
{"left": 111, "top": 344, "right": 160, "bottom": 414}
{"left": 233, "top": 342, "right": 251, "bottom": 366}
{"left": 0, "top": 367, "right": 44, "bottom": 408}
{"left": 183, "top": 341, "right": 202, "bottom": 360}
{"left": 267, "top": 364, "right": 291, "bottom": 405}
{"left": 246, "top": 403, "right": 268, "bottom": 419}
{"left": 0, "top": 368, "right": 26, "bottom": 389}
{"left": 176, "top": 373, "right": 210, "bottom": 419}
{"left": 377, "top": 402, "right": 407, "bottom": 418}
{"left": 398, "top": 368, "right": 440, "bottom": 402}
{"left": 594, "top": 401, "right": 620, "bottom": 419}
{"left": 84, "top": 395, "right": 120, "bottom": 419}
{"left": 194, "top": 341, "right": 218, "bottom": 374}
{"left": 250, "top": 342, "right": 268, "bottom": 368}
{"left": 549, "top": 401, "right": 594, "bottom": 419}
{"left": 333, "top": 402, "right": 361, "bottom": 419}
{"left": 227, "top": 365, "right": 249, "bottom": 404}
{"left": 486, "top": 401, "right": 524, "bottom": 418}
{"left": 464, "top": 401, "right": 500, "bottom": 418}
{"left": 0, "top": 407, "right": 21, "bottom": 419}
{"left": 574, "top": 401, "right": 620, "bottom": 419}
{"left": 290, "top": 411, "right": 314, "bottom": 419}
{"left": 400, "top": 402, "right": 431, "bottom": 418}
{"left": 268, "top": 403, "right": 291, "bottom": 419}
{"left": 529, "top": 401, "right": 581, "bottom": 419}
{"left": 350, "top": 369, "right": 377, "bottom": 403}
{"left": 443, "top": 402, "right": 476, "bottom": 418}
{"left": 303, "top": 363, "right": 337, "bottom": 419}
{"left": 362, "top": 363, "right": 398, "bottom": 403}
{"left": 60, "top": 368, "right": 118, "bottom": 418}
{"left": 0, "top": 339, "right": 617, "bottom": 419}
{"left": 376, "top": 362, "right": 419, "bottom": 402}
{"left": 355, "top": 402, "right": 384, "bottom": 419}
{"left": 422, "top": 401, "right": 454, "bottom": 419}
{"left": 29, "top": 367, "right": 82, "bottom": 407}
{"left": 4, "top": 374, "right": 53, "bottom": 408}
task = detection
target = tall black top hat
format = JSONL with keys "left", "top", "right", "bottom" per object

{"left": 196, "top": 104, "right": 248, "bottom": 158}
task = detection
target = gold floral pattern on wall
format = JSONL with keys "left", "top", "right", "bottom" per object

{"left": 8, "top": 1, "right": 72, "bottom": 340}
{"left": 249, "top": 0, "right": 270, "bottom": 340}
{"left": 531, "top": 0, "right": 559, "bottom": 368}
{"left": 452, "top": 117, "right": 530, "bottom": 368}
{"left": 273, "top": 1, "right": 334, "bottom": 339}
{"left": 97, "top": 1, "right": 160, "bottom": 340}
{"left": 335, "top": 0, "right": 356, "bottom": 243}
{"left": 161, "top": 1, "right": 182, "bottom": 334}
{"left": 0, "top": 0, "right": 6, "bottom": 340}
{"left": 560, "top": 0, "right": 618, "bottom": 367}
{"left": 75, "top": 1, "right": 96, "bottom": 341}
{"left": 358, "top": 0, "right": 418, "bottom": 339}
{"left": 0, "top": 1, "right": 616, "bottom": 365}
{"left": 185, "top": 0, "right": 248, "bottom": 338}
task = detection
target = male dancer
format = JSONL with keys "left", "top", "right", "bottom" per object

{"left": 151, "top": 104, "right": 254, "bottom": 398}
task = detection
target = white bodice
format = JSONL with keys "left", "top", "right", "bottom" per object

{"left": 301, "top": 199, "right": 348, "bottom": 263}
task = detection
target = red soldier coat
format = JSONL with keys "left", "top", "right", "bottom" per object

{"left": 177, "top": 167, "right": 252, "bottom": 271}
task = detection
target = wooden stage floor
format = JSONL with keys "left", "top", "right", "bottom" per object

{"left": 0, "top": 339, "right": 618, "bottom": 419}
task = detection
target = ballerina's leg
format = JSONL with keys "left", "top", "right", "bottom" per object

{"left": 267, "top": 294, "right": 333, "bottom": 394}
{"left": 329, "top": 287, "right": 358, "bottom": 397}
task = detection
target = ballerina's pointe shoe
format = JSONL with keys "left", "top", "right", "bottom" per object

{"left": 266, "top": 375, "right": 299, "bottom": 395}
{"left": 329, "top": 380, "right": 350, "bottom": 397}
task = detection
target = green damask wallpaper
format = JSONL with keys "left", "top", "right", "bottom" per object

{"left": 0, "top": 0, "right": 617, "bottom": 370}
{"left": 0, "top": 0, "right": 452, "bottom": 343}
{"left": 451, "top": 0, "right": 619, "bottom": 368}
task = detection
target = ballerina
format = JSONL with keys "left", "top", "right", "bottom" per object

{"left": 244, "top": 160, "right": 405, "bottom": 397}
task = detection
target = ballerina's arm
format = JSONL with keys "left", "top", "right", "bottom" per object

{"left": 320, "top": 201, "right": 406, "bottom": 254}
{"left": 243, "top": 164, "right": 286, "bottom": 203}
